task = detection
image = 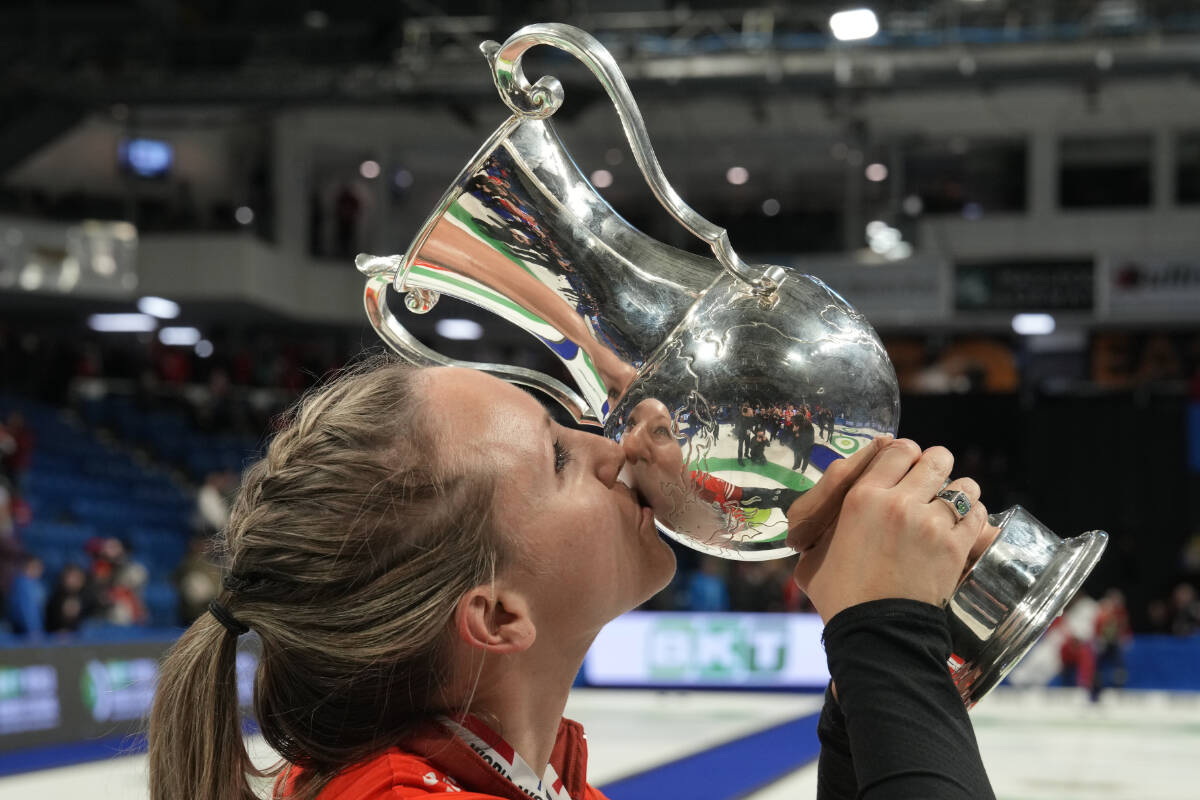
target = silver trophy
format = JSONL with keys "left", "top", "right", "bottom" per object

{"left": 357, "top": 23, "right": 1107, "bottom": 705}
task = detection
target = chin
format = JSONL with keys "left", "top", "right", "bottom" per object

{"left": 643, "top": 540, "right": 677, "bottom": 599}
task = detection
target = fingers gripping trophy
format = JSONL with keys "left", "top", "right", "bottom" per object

{"left": 355, "top": 22, "right": 1107, "bottom": 706}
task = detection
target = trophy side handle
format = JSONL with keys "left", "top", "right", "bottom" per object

{"left": 480, "top": 23, "right": 778, "bottom": 297}
{"left": 361, "top": 268, "right": 601, "bottom": 428}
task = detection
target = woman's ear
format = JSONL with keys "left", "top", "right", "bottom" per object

{"left": 455, "top": 585, "right": 536, "bottom": 654}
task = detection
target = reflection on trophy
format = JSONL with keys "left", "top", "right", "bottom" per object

{"left": 356, "top": 22, "right": 1107, "bottom": 705}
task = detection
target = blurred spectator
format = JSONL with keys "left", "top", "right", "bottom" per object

{"left": 84, "top": 536, "right": 150, "bottom": 626}
{"left": 3, "top": 412, "right": 33, "bottom": 482}
{"left": 108, "top": 560, "right": 149, "bottom": 626}
{"left": 1091, "top": 588, "right": 1132, "bottom": 700}
{"left": 1181, "top": 532, "right": 1200, "bottom": 576}
{"left": 195, "top": 469, "right": 236, "bottom": 536}
{"left": 1147, "top": 598, "right": 1171, "bottom": 633}
{"left": 7, "top": 554, "right": 46, "bottom": 637}
{"left": 0, "top": 479, "right": 13, "bottom": 540}
{"left": 84, "top": 536, "right": 125, "bottom": 620}
{"left": 174, "top": 536, "right": 222, "bottom": 625}
{"left": 0, "top": 424, "right": 14, "bottom": 484}
{"left": 44, "top": 564, "right": 96, "bottom": 634}
{"left": 1058, "top": 593, "right": 1098, "bottom": 689}
{"left": 195, "top": 369, "right": 236, "bottom": 433}
{"left": 1169, "top": 582, "right": 1200, "bottom": 636}
{"left": 687, "top": 558, "right": 730, "bottom": 612}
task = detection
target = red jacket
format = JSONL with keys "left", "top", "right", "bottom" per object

{"left": 278, "top": 716, "right": 610, "bottom": 800}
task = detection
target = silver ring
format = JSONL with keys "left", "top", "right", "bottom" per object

{"left": 935, "top": 489, "right": 972, "bottom": 522}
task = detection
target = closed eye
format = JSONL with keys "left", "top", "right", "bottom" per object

{"left": 553, "top": 438, "right": 572, "bottom": 474}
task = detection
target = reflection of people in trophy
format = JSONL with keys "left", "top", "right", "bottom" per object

{"left": 147, "top": 361, "right": 996, "bottom": 800}
{"left": 789, "top": 415, "right": 816, "bottom": 471}
{"left": 819, "top": 407, "right": 836, "bottom": 441}
{"left": 621, "top": 398, "right": 802, "bottom": 536}
{"left": 417, "top": 217, "right": 638, "bottom": 400}
{"left": 735, "top": 404, "right": 756, "bottom": 466}
{"left": 748, "top": 428, "right": 770, "bottom": 465}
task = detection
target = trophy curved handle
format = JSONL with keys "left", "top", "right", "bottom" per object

{"left": 481, "top": 23, "right": 778, "bottom": 296}
{"left": 359, "top": 255, "right": 601, "bottom": 427}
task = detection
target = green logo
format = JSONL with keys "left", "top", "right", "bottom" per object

{"left": 646, "top": 617, "right": 788, "bottom": 681}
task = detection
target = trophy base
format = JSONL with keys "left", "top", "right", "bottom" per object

{"left": 946, "top": 506, "right": 1109, "bottom": 707}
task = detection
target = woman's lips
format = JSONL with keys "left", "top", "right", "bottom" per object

{"left": 617, "top": 465, "right": 653, "bottom": 510}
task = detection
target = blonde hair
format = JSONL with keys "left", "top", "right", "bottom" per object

{"left": 148, "top": 353, "right": 504, "bottom": 800}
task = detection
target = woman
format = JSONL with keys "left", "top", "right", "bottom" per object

{"left": 148, "top": 354, "right": 995, "bottom": 800}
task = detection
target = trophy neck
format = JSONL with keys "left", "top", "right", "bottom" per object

{"left": 399, "top": 117, "right": 721, "bottom": 416}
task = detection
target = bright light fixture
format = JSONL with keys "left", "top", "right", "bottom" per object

{"left": 159, "top": 326, "right": 202, "bottom": 346}
{"left": 138, "top": 296, "right": 180, "bottom": 319}
{"left": 865, "top": 163, "right": 889, "bottom": 182}
{"left": 88, "top": 313, "right": 158, "bottom": 333}
{"left": 18, "top": 263, "right": 43, "bottom": 291}
{"left": 830, "top": 9, "right": 880, "bottom": 41}
{"left": 590, "top": 169, "right": 614, "bottom": 189}
{"left": 436, "top": 318, "right": 484, "bottom": 340}
{"left": 359, "top": 160, "right": 381, "bottom": 179}
{"left": 726, "top": 166, "right": 749, "bottom": 185}
{"left": 195, "top": 339, "right": 214, "bottom": 358}
{"left": 1012, "top": 313, "right": 1056, "bottom": 336}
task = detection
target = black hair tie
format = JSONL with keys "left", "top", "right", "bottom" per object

{"left": 208, "top": 600, "right": 250, "bottom": 636}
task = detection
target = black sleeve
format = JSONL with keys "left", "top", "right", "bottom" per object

{"left": 815, "top": 599, "right": 995, "bottom": 800}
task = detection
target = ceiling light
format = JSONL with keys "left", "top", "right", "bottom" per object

{"left": 138, "top": 296, "right": 180, "bottom": 319}
{"left": 159, "top": 327, "right": 202, "bottom": 346}
{"left": 359, "top": 160, "right": 381, "bottom": 179}
{"left": 830, "top": 9, "right": 879, "bottom": 42}
{"left": 1012, "top": 313, "right": 1056, "bottom": 336}
{"left": 726, "top": 166, "right": 749, "bottom": 185}
{"left": 88, "top": 313, "right": 158, "bottom": 333}
{"left": 865, "top": 163, "right": 889, "bottom": 182}
{"left": 590, "top": 169, "right": 614, "bottom": 189}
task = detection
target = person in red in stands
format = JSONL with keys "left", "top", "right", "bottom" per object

{"left": 148, "top": 355, "right": 996, "bottom": 800}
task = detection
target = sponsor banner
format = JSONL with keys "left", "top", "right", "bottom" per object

{"left": 582, "top": 612, "right": 827, "bottom": 689}
{"left": 1101, "top": 255, "right": 1200, "bottom": 320}
{"left": 0, "top": 635, "right": 257, "bottom": 754}
{"left": 954, "top": 258, "right": 1095, "bottom": 312}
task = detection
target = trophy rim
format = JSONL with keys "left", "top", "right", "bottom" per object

{"left": 955, "top": 526, "right": 1109, "bottom": 706}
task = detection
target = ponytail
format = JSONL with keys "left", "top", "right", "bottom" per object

{"left": 148, "top": 612, "right": 265, "bottom": 800}
{"left": 146, "top": 358, "right": 508, "bottom": 799}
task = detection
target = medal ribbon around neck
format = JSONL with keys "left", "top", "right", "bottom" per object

{"left": 440, "top": 716, "right": 573, "bottom": 800}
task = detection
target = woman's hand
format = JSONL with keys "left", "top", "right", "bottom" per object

{"left": 785, "top": 436, "right": 890, "bottom": 555}
{"left": 790, "top": 438, "right": 990, "bottom": 623}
